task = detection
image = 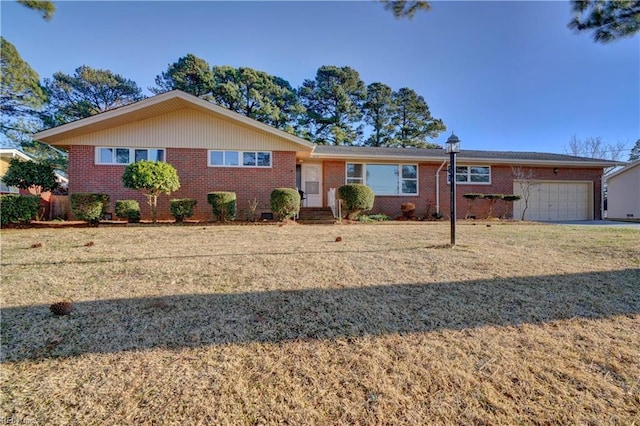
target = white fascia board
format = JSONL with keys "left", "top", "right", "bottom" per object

{"left": 311, "top": 152, "right": 620, "bottom": 168}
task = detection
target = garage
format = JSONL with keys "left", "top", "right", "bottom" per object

{"left": 513, "top": 181, "right": 592, "bottom": 221}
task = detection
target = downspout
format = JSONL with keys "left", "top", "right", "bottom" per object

{"left": 435, "top": 159, "right": 447, "bottom": 215}
{"left": 600, "top": 175, "right": 604, "bottom": 221}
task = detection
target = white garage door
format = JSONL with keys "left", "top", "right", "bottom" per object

{"left": 513, "top": 181, "right": 592, "bottom": 221}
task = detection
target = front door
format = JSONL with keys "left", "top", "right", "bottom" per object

{"left": 301, "top": 163, "right": 322, "bottom": 207}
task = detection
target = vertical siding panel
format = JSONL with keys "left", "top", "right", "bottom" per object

{"left": 61, "top": 108, "right": 305, "bottom": 152}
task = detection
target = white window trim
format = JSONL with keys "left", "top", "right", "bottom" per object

{"left": 95, "top": 147, "right": 166, "bottom": 165}
{"left": 345, "top": 163, "right": 419, "bottom": 196}
{"left": 208, "top": 150, "right": 272, "bottom": 168}
{"left": 447, "top": 165, "right": 491, "bottom": 185}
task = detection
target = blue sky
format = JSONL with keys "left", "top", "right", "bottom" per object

{"left": 2, "top": 0, "right": 638, "bottom": 155}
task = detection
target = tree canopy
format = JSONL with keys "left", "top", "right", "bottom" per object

{"left": 211, "top": 66, "right": 302, "bottom": 130}
{"left": 382, "top": 0, "right": 431, "bottom": 19}
{"left": 1, "top": 158, "right": 58, "bottom": 195}
{"left": 565, "top": 135, "right": 626, "bottom": 161}
{"left": 299, "top": 65, "right": 367, "bottom": 145}
{"left": 44, "top": 65, "right": 144, "bottom": 125}
{"left": 363, "top": 82, "right": 395, "bottom": 147}
{"left": 568, "top": 0, "right": 640, "bottom": 43}
{"left": 391, "top": 87, "right": 445, "bottom": 148}
{"left": 17, "top": 0, "right": 55, "bottom": 21}
{"left": 629, "top": 139, "right": 640, "bottom": 161}
{"left": 0, "top": 37, "right": 47, "bottom": 125}
{"left": 152, "top": 53, "right": 214, "bottom": 98}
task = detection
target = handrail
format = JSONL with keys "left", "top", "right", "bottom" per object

{"left": 327, "top": 188, "right": 337, "bottom": 218}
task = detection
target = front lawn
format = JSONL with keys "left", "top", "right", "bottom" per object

{"left": 1, "top": 222, "right": 639, "bottom": 424}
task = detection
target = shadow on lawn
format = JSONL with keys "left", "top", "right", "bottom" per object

{"left": 1, "top": 269, "right": 638, "bottom": 362}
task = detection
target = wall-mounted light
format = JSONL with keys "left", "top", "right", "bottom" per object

{"left": 553, "top": 168, "right": 559, "bottom": 175}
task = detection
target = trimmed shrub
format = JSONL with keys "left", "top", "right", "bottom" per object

{"left": 484, "top": 194, "right": 504, "bottom": 219}
{"left": 463, "top": 193, "right": 485, "bottom": 219}
{"left": 502, "top": 195, "right": 522, "bottom": 219}
{"left": 115, "top": 200, "right": 141, "bottom": 223}
{"left": 400, "top": 202, "right": 416, "bottom": 220}
{"left": 170, "top": 198, "right": 197, "bottom": 222}
{"left": 71, "top": 193, "right": 109, "bottom": 224}
{"left": 270, "top": 188, "right": 301, "bottom": 221}
{"left": 207, "top": 192, "right": 236, "bottom": 221}
{"left": 0, "top": 194, "right": 40, "bottom": 225}
{"left": 337, "top": 184, "right": 375, "bottom": 219}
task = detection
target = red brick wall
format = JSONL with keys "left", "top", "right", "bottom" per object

{"left": 321, "top": 161, "right": 604, "bottom": 220}
{"left": 68, "top": 146, "right": 296, "bottom": 221}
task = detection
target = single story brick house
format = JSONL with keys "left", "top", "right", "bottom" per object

{"left": 33, "top": 90, "right": 618, "bottom": 221}
{"left": 605, "top": 160, "right": 640, "bottom": 220}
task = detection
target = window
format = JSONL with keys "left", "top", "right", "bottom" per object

{"left": 346, "top": 163, "right": 364, "bottom": 184}
{"left": 96, "top": 147, "right": 165, "bottom": 165}
{"left": 346, "top": 163, "right": 418, "bottom": 195}
{"left": 448, "top": 165, "right": 491, "bottom": 184}
{"left": 209, "top": 150, "right": 271, "bottom": 167}
{"left": 135, "top": 149, "right": 164, "bottom": 162}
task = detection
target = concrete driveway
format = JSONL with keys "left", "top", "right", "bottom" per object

{"left": 541, "top": 220, "right": 640, "bottom": 229}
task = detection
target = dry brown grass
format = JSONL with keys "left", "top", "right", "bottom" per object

{"left": 1, "top": 222, "right": 639, "bottom": 425}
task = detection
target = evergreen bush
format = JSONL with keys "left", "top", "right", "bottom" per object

{"left": 71, "top": 193, "right": 109, "bottom": 224}
{"left": 0, "top": 194, "right": 40, "bottom": 225}
{"left": 170, "top": 198, "right": 197, "bottom": 222}
{"left": 115, "top": 200, "right": 141, "bottom": 223}
{"left": 270, "top": 188, "right": 300, "bottom": 221}
{"left": 337, "top": 184, "right": 375, "bottom": 219}
{"left": 207, "top": 192, "right": 236, "bottom": 221}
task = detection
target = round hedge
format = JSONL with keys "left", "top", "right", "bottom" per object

{"left": 170, "top": 198, "right": 197, "bottom": 222}
{"left": 70, "top": 193, "right": 109, "bottom": 224}
{"left": 337, "top": 184, "right": 375, "bottom": 219}
{"left": 207, "top": 192, "right": 236, "bottom": 221}
{"left": 0, "top": 194, "right": 40, "bottom": 225}
{"left": 270, "top": 188, "right": 300, "bottom": 220}
{"left": 115, "top": 200, "right": 141, "bottom": 223}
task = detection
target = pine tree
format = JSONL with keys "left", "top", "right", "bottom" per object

{"left": 44, "top": 65, "right": 144, "bottom": 125}
{"left": 299, "top": 65, "right": 367, "bottom": 145}
{"left": 390, "top": 88, "right": 445, "bottom": 148}
{"left": 152, "top": 54, "right": 214, "bottom": 98}
{"left": 629, "top": 139, "right": 640, "bottom": 161}
{"left": 363, "top": 82, "right": 395, "bottom": 147}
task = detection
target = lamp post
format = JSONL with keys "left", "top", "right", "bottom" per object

{"left": 445, "top": 133, "right": 460, "bottom": 246}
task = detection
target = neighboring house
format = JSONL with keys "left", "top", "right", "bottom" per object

{"left": 33, "top": 90, "right": 619, "bottom": 221}
{"left": 605, "top": 160, "right": 640, "bottom": 220}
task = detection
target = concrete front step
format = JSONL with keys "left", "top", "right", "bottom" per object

{"left": 298, "top": 207, "right": 336, "bottom": 224}
{"left": 297, "top": 219, "right": 337, "bottom": 225}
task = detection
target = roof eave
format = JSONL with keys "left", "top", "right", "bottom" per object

{"left": 33, "top": 90, "right": 315, "bottom": 151}
{"left": 310, "top": 151, "right": 620, "bottom": 167}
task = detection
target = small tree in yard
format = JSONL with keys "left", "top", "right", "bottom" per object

{"left": 512, "top": 166, "right": 537, "bottom": 221}
{"left": 1, "top": 158, "right": 58, "bottom": 196}
{"left": 1, "top": 158, "right": 59, "bottom": 219}
{"left": 122, "top": 161, "right": 180, "bottom": 223}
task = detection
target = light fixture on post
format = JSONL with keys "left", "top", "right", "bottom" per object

{"left": 445, "top": 133, "right": 461, "bottom": 246}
